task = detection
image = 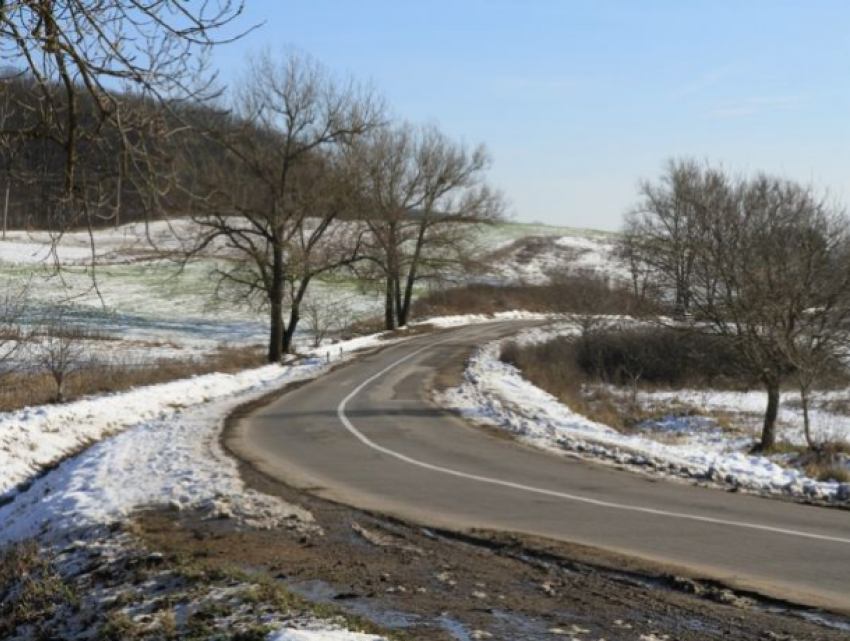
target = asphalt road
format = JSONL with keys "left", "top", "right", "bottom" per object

{"left": 233, "top": 322, "right": 850, "bottom": 613}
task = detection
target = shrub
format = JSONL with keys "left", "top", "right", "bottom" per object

{"left": 572, "top": 328, "right": 754, "bottom": 388}
{"left": 412, "top": 272, "right": 647, "bottom": 319}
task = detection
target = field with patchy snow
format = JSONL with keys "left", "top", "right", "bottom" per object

{"left": 0, "top": 220, "right": 608, "bottom": 360}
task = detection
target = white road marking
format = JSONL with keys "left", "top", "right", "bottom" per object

{"left": 337, "top": 335, "right": 850, "bottom": 546}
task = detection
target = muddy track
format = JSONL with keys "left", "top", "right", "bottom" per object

{"left": 139, "top": 468, "right": 849, "bottom": 641}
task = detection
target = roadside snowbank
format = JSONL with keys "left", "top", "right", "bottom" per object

{"left": 437, "top": 324, "right": 850, "bottom": 502}
{"left": 0, "top": 361, "right": 320, "bottom": 545}
{"left": 0, "top": 330, "right": 397, "bottom": 546}
{"left": 422, "top": 310, "right": 551, "bottom": 328}
{"left": 0, "top": 328, "right": 398, "bottom": 641}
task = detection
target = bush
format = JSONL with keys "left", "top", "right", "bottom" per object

{"left": 572, "top": 328, "right": 754, "bottom": 388}
{"left": 412, "top": 272, "right": 648, "bottom": 319}
{"left": 500, "top": 326, "right": 789, "bottom": 431}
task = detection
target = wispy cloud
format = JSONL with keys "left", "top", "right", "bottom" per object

{"left": 709, "top": 95, "right": 807, "bottom": 119}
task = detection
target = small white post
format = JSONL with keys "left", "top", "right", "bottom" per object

{"left": 2, "top": 180, "right": 9, "bottom": 240}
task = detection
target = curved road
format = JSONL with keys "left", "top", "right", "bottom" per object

{"left": 232, "top": 322, "right": 850, "bottom": 613}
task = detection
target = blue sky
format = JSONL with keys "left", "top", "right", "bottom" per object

{"left": 212, "top": 1, "right": 850, "bottom": 230}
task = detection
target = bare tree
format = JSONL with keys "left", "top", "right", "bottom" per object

{"left": 625, "top": 160, "right": 850, "bottom": 451}
{"left": 184, "top": 51, "right": 383, "bottom": 362}
{"left": 301, "top": 292, "right": 358, "bottom": 349}
{"left": 35, "top": 308, "right": 88, "bottom": 402}
{"left": 769, "top": 214, "right": 850, "bottom": 450}
{"left": 350, "top": 123, "right": 505, "bottom": 329}
{"left": 620, "top": 158, "right": 718, "bottom": 317}
{"left": 0, "top": 281, "right": 31, "bottom": 388}
{"left": 0, "top": 0, "right": 251, "bottom": 309}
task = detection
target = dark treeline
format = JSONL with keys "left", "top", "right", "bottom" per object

{"left": 0, "top": 74, "right": 230, "bottom": 230}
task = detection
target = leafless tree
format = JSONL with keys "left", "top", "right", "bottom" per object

{"left": 768, "top": 214, "right": 850, "bottom": 450}
{"left": 0, "top": 0, "right": 251, "bottom": 303}
{"left": 620, "top": 158, "right": 721, "bottom": 317}
{"left": 0, "top": 281, "right": 31, "bottom": 386}
{"left": 625, "top": 159, "right": 850, "bottom": 451}
{"left": 301, "top": 292, "right": 359, "bottom": 349}
{"left": 34, "top": 308, "right": 88, "bottom": 402}
{"left": 349, "top": 123, "right": 505, "bottom": 330}
{"left": 184, "top": 51, "right": 383, "bottom": 362}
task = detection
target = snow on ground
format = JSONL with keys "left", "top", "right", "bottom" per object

{"left": 0, "top": 326, "right": 403, "bottom": 640}
{"left": 422, "top": 309, "right": 551, "bottom": 328}
{"left": 633, "top": 387, "right": 850, "bottom": 449}
{"left": 437, "top": 322, "right": 850, "bottom": 502}
{"left": 0, "top": 218, "right": 227, "bottom": 266}
{"left": 0, "top": 362, "right": 319, "bottom": 545}
{"left": 483, "top": 234, "right": 629, "bottom": 285}
{"left": 0, "top": 331, "right": 394, "bottom": 546}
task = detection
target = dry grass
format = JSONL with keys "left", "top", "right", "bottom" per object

{"left": 0, "top": 344, "right": 266, "bottom": 412}
{"left": 804, "top": 461, "right": 850, "bottom": 483}
{"left": 501, "top": 339, "right": 629, "bottom": 431}
{"left": 500, "top": 328, "right": 780, "bottom": 433}
{"left": 0, "top": 540, "right": 78, "bottom": 636}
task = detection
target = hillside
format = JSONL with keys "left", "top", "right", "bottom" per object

{"left": 0, "top": 220, "right": 619, "bottom": 357}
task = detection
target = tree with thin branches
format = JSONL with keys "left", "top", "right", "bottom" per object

{"left": 350, "top": 123, "right": 504, "bottom": 329}
{"left": 184, "top": 51, "right": 384, "bottom": 362}
{"left": 623, "top": 160, "right": 850, "bottom": 451}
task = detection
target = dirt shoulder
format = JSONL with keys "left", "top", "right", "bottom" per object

{"left": 138, "top": 475, "right": 850, "bottom": 641}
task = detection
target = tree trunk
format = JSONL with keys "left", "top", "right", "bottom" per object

{"left": 268, "top": 245, "right": 285, "bottom": 363}
{"left": 282, "top": 309, "right": 299, "bottom": 355}
{"left": 384, "top": 275, "right": 396, "bottom": 330}
{"left": 398, "top": 225, "right": 427, "bottom": 328}
{"left": 393, "top": 271, "right": 403, "bottom": 327}
{"left": 800, "top": 386, "right": 814, "bottom": 450}
{"left": 398, "top": 279, "right": 413, "bottom": 327}
{"left": 283, "top": 278, "right": 311, "bottom": 354}
{"left": 759, "top": 380, "right": 780, "bottom": 451}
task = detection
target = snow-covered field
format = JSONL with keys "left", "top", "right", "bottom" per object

{"left": 438, "top": 322, "right": 850, "bottom": 502}
{"left": 482, "top": 233, "right": 627, "bottom": 285}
